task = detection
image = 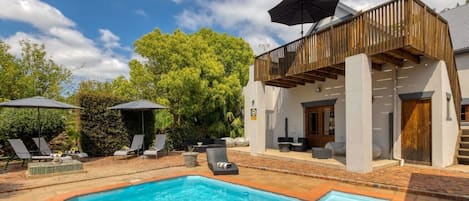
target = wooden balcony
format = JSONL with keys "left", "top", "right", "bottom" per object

{"left": 254, "top": 0, "right": 461, "bottom": 121}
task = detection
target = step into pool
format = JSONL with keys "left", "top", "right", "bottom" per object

{"left": 68, "top": 175, "right": 300, "bottom": 201}
{"left": 319, "top": 191, "right": 388, "bottom": 201}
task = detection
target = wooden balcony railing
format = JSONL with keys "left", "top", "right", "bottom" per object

{"left": 254, "top": 0, "right": 461, "bottom": 122}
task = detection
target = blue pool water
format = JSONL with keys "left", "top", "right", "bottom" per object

{"left": 67, "top": 175, "right": 300, "bottom": 201}
{"left": 319, "top": 191, "right": 388, "bottom": 201}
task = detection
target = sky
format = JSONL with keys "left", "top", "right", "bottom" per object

{"left": 0, "top": 0, "right": 465, "bottom": 83}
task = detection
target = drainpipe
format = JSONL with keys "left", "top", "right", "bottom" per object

{"left": 392, "top": 65, "right": 404, "bottom": 165}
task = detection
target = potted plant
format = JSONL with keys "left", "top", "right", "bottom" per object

{"left": 182, "top": 146, "right": 198, "bottom": 167}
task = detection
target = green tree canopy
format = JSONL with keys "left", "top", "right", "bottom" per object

{"left": 115, "top": 28, "right": 253, "bottom": 146}
{"left": 0, "top": 40, "right": 71, "bottom": 100}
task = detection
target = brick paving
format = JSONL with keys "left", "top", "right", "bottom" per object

{"left": 227, "top": 150, "right": 469, "bottom": 199}
{"left": 0, "top": 150, "right": 467, "bottom": 200}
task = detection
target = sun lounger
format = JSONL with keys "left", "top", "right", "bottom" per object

{"left": 114, "top": 134, "right": 144, "bottom": 157}
{"left": 8, "top": 139, "right": 52, "bottom": 166}
{"left": 143, "top": 134, "right": 166, "bottom": 158}
{"left": 206, "top": 147, "right": 239, "bottom": 175}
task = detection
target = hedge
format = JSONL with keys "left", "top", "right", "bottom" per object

{"left": 0, "top": 108, "right": 66, "bottom": 150}
{"left": 78, "top": 92, "right": 155, "bottom": 156}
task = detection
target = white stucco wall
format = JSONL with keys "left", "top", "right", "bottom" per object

{"left": 392, "top": 58, "right": 459, "bottom": 167}
{"left": 243, "top": 57, "right": 460, "bottom": 167}
{"left": 455, "top": 52, "right": 469, "bottom": 99}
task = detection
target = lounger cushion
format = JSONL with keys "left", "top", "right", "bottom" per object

{"left": 114, "top": 150, "right": 133, "bottom": 156}
{"left": 209, "top": 163, "right": 239, "bottom": 175}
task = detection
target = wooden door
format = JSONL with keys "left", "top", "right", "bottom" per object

{"left": 304, "top": 105, "right": 335, "bottom": 147}
{"left": 401, "top": 99, "right": 432, "bottom": 165}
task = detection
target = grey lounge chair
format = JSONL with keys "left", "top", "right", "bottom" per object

{"left": 33, "top": 137, "right": 88, "bottom": 159}
{"left": 114, "top": 134, "right": 144, "bottom": 157}
{"left": 206, "top": 147, "right": 239, "bottom": 175}
{"left": 8, "top": 139, "right": 52, "bottom": 166}
{"left": 143, "top": 134, "right": 166, "bottom": 158}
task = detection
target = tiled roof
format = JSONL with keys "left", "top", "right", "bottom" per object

{"left": 441, "top": 3, "right": 469, "bottom": 52}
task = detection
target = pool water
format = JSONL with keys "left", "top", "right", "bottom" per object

{"left": 319, "top": 191, "right": 389, "bottom": 201}
{"left": 67, "top": 175, "right": 300, "bottom": 201}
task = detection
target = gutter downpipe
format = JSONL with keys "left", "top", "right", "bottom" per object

{"left": 392, "top": 65, "right": 404, "bottom": 166}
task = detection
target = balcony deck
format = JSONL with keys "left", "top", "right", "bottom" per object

{"left": 254, "top": 0, "right": 461, "bottom": 118}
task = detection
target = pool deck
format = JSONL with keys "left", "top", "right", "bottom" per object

{"left": 0, "top": 151, "right": 467, "bottom": 200}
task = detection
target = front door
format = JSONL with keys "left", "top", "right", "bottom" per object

{"left": 304, "top": 105, "right": 335, "bottom": 147}
{"left": 401, "top": 99, "right": 432, "bottom": 165}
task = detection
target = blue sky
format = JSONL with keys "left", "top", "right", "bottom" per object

{"left": 0, "top": 0, "right": 464, "bottom": 82}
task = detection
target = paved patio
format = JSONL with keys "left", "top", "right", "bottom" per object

{"left": 0, "top": 150, "right": 467, "bottom": 200}
{"left": 229, "top": 146, "right": 399, "bottom": 170}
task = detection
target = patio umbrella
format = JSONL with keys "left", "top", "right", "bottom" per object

{"left": 0, "top": 96, "right": 81, "bottom": 152}
{"left": 108, "top": 100, "right": 167, "bottom": 151}
{"left": 268, "top": 0, "right": 339, "bottom": 36}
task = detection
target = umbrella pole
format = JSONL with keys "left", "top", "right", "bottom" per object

{"left": 301, "top": 2, "right": 304, "bottom": 37}
{"left": 141, "top": 111, "right": 145, "bottom": 155}
{"left": 37, "top": 107, "right": 41, "bottom": 153}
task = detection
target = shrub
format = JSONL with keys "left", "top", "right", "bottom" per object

{"left": 0, "top": 108, "right": 66, "bottom": 150}
{"left": 78, "top": 92, "right": 129, "bottom": 156}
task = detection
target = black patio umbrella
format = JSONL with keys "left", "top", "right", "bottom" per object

{"left": 269, "top": 0, "right": 339, "bottom": 36}
{"left": 0, "top": 96, "right": 81, "bottom": 152}
{"left": 108, "top": 100, "right": 167, "bottom": 150}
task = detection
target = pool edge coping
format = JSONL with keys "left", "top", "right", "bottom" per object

{"left": 48, "top": 171, "right": 397, "bottom": 201}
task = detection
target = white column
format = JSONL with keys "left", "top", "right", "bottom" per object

{"left": 345, "top": 54, "right": 373, "bottom": 173}
{"left": 254, "top": 83, "right": 266, "bottom": 154}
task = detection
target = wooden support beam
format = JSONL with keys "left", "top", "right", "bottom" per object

{"left": 319, "top": 67, "right": 345, "bottom": 76}
{"left": 265, "top": 81, "right": 295, "bottom": 88}
{"left": 388, "top": 49, "right": 420, "bottom": 64}
{"left": 288, "top": 74, "right": 316, "bottom": 84}
{"left": 297, "top": 73, "right": 327, "bottom": 82}
{"left": 307, "top": 71, "right": 338, "bottom": 80}
{"left": 372, "top": 53, "right": 404, "bottom": 67}
{"left": 268, "top": 79, "right": 297, "bottom": 88}
{"left": 279, "top": 77, "right": 305, "bottom": 85}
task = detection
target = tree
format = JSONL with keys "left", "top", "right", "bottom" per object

{"left": 126, "top": 28, "right": 253, "bottom": 146}
{"left": 0, "top": 40, "right": 71, "bottom": 100}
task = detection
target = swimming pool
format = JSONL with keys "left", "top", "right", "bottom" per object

{"left": 67, "top": 175, "right": 300, "bottom": 201}
{"left": 319, "top": 190, "right": 389, "bottom": 201}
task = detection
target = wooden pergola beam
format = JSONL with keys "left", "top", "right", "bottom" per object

{"left": 372, "top": 53, "right": 404, "bottom": 67}
{"left": 289, "top": 74, "right": 317, "bottom": 83}
{"left": 319, "top": 67, "right": 345, "bottom": 76}
{"left": 280, "top": 77, "right": 305, "bottom": 85}
{"left": 268, "top": 79, "right": 297, "bottom": 87}
{"left": 265, "top": 81, "right": 295, "bottom": 88}
{"left": 388, "top": 49, "right": 420, "bottom": 64}
{"left": 299, "top": 73, "right": 327, "bottom": 82}
{"left": 307, "top": 71, "right": 338, "bottom": 80}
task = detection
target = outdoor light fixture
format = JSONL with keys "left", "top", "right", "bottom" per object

{"left": 315, "top": 86, "right": 322, "bottom": 93}
{"left": 251, "top": 99, "right": 255, "bottom": 106}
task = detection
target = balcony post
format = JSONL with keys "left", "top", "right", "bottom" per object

{"left": 345, "top": 53, "right": 373, "bottom": 173}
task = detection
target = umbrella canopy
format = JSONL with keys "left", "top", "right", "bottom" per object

{"left": 108, "top": 100, "right": 166, "bottom": 111}
{"left": 108, "top": 100, "right": 167, "bottom": 153}
{"left": 269, "top": 0, "right": 339, "bottom": 36}
{"left": 0, "top": 96, "right": 81, "bottom": 152}
{"left": 0, "top": 96, "right": 81, "bottom": 109}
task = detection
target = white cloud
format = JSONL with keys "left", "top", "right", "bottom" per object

{"left": 99, "top": 29, "right": 120, "bottom": 49}
{"left": 0, "top": 0, "right": 129, "bottom": 81}
{"left": 0, "top": 0, "right": 74, "bottom": 31}
{"left": 175, "top": 0, "right": 465, "bottom": 55}
{"left": 134, "top": 9, "right": 147, "bottom": 17}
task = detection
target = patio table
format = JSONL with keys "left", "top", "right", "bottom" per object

{"left": 278, "top": 142, "right": 291, "bottom": 152}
